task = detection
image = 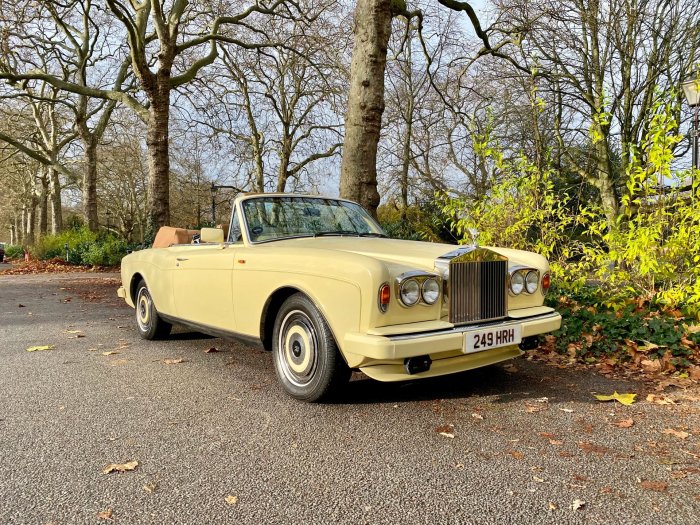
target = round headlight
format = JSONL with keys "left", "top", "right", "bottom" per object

{"left": 399, "top": 278, "right": 420, "bottom": 306}
{"left": 525, "top": 271, "right": 539, "bottom": 294}
{"left": 510, "top": 271, "right": 525, "bottom": 295}
{"left": 421, "top": 278, "right": 440, "bottom": 305}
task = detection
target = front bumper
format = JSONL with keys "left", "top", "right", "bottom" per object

{"left": 343, "top": 311, "right": 561, "bottom": 381}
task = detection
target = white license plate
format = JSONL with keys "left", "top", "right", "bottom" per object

{"left": 463, "top": 325, "right": 522, "bottom": 354}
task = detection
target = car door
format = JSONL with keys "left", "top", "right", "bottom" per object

{"left": 170, "top": 244, "right": 236, "bottom": 331}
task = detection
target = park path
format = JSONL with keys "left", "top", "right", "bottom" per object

{"left": 1, "top": 272, "right": 699, "bottom": 524}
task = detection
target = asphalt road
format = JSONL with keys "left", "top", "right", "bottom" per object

{"left": 1, "top": 272, "right": 699, "bottom": 525}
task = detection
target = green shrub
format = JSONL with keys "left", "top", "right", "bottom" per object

{"left": 30, "top": 227, "right": 127, "bottom": 266}
{"left": 3, "top": 244, "right": 24, "bottom": 259}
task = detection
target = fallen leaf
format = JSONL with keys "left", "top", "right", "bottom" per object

{"left": 439, "top": 432, "right": 455, "bottom": 439}
{"left": 97, "top": 509, "right": 113, "bottom": 521}
{"left": 163, "top": 358, "right": 185, "bottom": 365}
{"left": 578, "top": 442, "right": 611, "bottom": 455}
{"left": 64, "top": 330, "right": 83, "bottom": 334}
{"left": 533, "top": 475, "right": 545, "bottom": 483}
{"left": 205, "top": 347, "right": 219, "bottom": 353}
{"left": 612, "top": 418, "right": 634, "bottom": 428}
{"left": 662, "top": 428, "right": 690, "bottom": 440}
{"left": 571, "top": 499, "right": 585, "bottom": 511}
{"left": 549, "top": 439, "right": 563, "bottom": 445}
{"left": 26, "top": 345, "right": 55, "bottom": 352}
{"left": 143, "top": 483, "right": 157, "bottom": 493}
{"left": 559, "top": 407, "right": 574, "bottom": 413}
{"left": 225, "top": 495, "right": 238, "bottom": 505}
{"left": 471, "top": 413, "right": 484, "bottom": 420}
{"left": 109, "top": 359, "right": 130, "bottom": 366}
{"left": 525, "top": 403, "right": 547, "bottom": 413}
{"left": 594, "top": 392, "right": 637, "bottom": 405}
{"left": 548, "top": 502, "right": 557, "bottom": 511}
{"left": 102, "top": 351, "right": 120, "bottom": 356}
{"left": 640, "top": 480, "right": 668, "bottom": 492}
{"left": 508, "top": 450, "right": 524, "bottom": 460}
{"left": 646, "top": 394, "right": 675, "bottom": 405}
{"left": 435, "top": 424, "right": 454, "bottom": 434}
{"left": 538, "top": 432, "right": 556, "bottom": 439}
{"left": 102, "top": 460, "right": 138, "bottom": 474}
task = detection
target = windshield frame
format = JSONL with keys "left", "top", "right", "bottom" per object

{"left": 237, "top": 195, "right": 387, "bottom": 245}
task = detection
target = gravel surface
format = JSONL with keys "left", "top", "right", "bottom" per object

{"left": 1, "top": 272, "right": 699, "bottom": 524}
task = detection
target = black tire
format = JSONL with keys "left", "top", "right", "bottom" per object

{"left": 134, "top": 279, "right": 172, "bottom": 340}
{"left": 272, "top": 293, "right": 350, "bottom": 402}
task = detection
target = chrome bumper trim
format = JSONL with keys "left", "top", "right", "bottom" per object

{"left": 386, "top": 311, "right": 560, "bottom": 341}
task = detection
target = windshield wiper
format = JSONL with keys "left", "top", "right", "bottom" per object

{"left": 313, "top": 230, "right": 388, "bottom": 238}
{"left": 313, "top": 230, "right": 358, "bottom": 237}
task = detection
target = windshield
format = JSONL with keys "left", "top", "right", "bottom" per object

{"left": 242, "top": 196, "right": 386, "bottom": 243}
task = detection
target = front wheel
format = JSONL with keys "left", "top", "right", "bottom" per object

{"left": 135, "top": 280, "right": 172, "bottom": 340}
{"left": 272, "top": 293, "right": 350, "bottom": 402}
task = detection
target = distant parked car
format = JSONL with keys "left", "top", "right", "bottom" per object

{"left": 0, "top": 243, "right": 5, "bottom": 263}
{"left": 117, "top": 194, "right": 561, "bottom": 402}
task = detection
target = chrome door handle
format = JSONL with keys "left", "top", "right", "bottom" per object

{"left": 176, "top": 257, "right": 189, "bottom": 261}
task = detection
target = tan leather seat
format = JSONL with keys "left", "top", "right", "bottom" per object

{"left": 152, "top": 227, "right": 199, "bottom": 248}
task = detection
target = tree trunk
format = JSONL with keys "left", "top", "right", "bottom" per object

{"left": 276, "top": 138, "right": 292, "bottom": 192}
{"left": 145, "top": 84, "right": 171, "bottom": 234}
{"left": 399, "top": 104, "right": 413, "bottom": 221}
{"left": 26, "top": 199, "right": 37, "bottom": 246}
{"left": 38, "top": 172, "right": 49, "bottom": 236}
{"left": 83, "top": 136, "right": 99, "bottom": 232}
{"left": 48, "top": 167, "right": 63, "bottom": 234}
{"left": 339, "top": 0, "right": 394, "bottom": 217}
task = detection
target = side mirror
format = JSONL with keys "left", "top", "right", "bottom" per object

{"left": 200, "top": 227, "right": 224, "bottom": 243}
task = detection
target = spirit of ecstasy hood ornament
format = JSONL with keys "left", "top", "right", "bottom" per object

{"left": 467, "top": 227, "right": 479, "bottom": 247}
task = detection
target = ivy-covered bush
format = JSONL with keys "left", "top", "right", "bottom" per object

{"left": 30, "top": 227, "right": 127, "bottom": 267}
{"left": 3, "top": 244, "right": 24, "bottom": 259}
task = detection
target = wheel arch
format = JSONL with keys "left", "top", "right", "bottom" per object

{"left": 260, "top": 286, "right": 301, "bottom": 351}
{"left": 129, "top": 272, "right": 145, "bottom": 303}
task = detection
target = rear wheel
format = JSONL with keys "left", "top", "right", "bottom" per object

{"left": 272, "top": 293, "right": 350, "bottom": 402}
{"left": 135, "top": 280, "right": 172, "bottom": 340}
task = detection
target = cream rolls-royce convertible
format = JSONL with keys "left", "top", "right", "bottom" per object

{"left": 117, "top": 193, "right": 561, "bottom": 402}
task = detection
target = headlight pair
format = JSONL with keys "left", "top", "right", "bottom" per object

{"left": 396, "top": 273, "right": 440, "bottom": 307}
{"left": 509, "top": 268, "right": 539, "bottom": 295}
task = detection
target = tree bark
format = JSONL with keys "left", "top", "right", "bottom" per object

{"left": 81, "top": 135, "right": 99, "bottom": 231}
{"left": 145, "top": 83, "right": 171, "bottom": 234}
{"left": 48, "top": 167, "right": 62, "bottom": 234}
{"left": 38, "top": 172, "right": 49, "bottom": 236}
{"left": 340, "top": 0, "right": 394, "bottom": 217}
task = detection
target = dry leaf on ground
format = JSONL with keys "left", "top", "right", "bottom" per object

{"left": 611, "top": 418, "right": 634, "bottom": 428}
{"left": 548, "top": 502, "right": 557, "bottom": 511}
{"left": 102, "top": 460, "right": 138, "bottom": 474}
{"left": 471, "top": 413, "right": 484, "bottom": 420}
{"left": 640, "top": 480, "right": 668, "bottom": 492}
{"left": 594, "top": 392, "right": 637, "bottom": 405}
{"left": 102, "top": 351, "right": 120, "bottom": 356}
{"left": 571, "top": 499, "right": 586, "bottom": 511}
{"left": 97, "top": 509, "right": 113, "bottom": 520}
{"left": 205, "top": 347, "right": 219, "bottom": 353}
{"left": 225, "top": 495, "right": 238, "bottom": 505}
{"left": 26, "top": 345, "right": 54, "bottom": 352}
{"left": 508, "top": 450, "right": 524, "bottom": 460}
{"left": 163, "top": 358, "right": 186, "bottom": 365}
{"left": 646, "top": 393, "right": 676, "bottom": 405}
{"left": 662, "top": 428, "right": 690, "bottom": 440}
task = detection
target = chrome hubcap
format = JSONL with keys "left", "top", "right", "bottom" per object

{"left": 277, "top": 310, "right": 318, "bottom": 387}
{"left": 136, "top": 288, "right": 151, "bottom": 331}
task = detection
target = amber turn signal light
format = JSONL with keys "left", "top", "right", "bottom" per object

{"left": 541, "top": 272, "right": 551, "bottom": 294}
{"left": 378, "top": 283, "right": 391, "bottom": 312}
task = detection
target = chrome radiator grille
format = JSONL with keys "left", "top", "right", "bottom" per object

{"left": 448, "top": 259, "right": 507, "bottom": 324}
